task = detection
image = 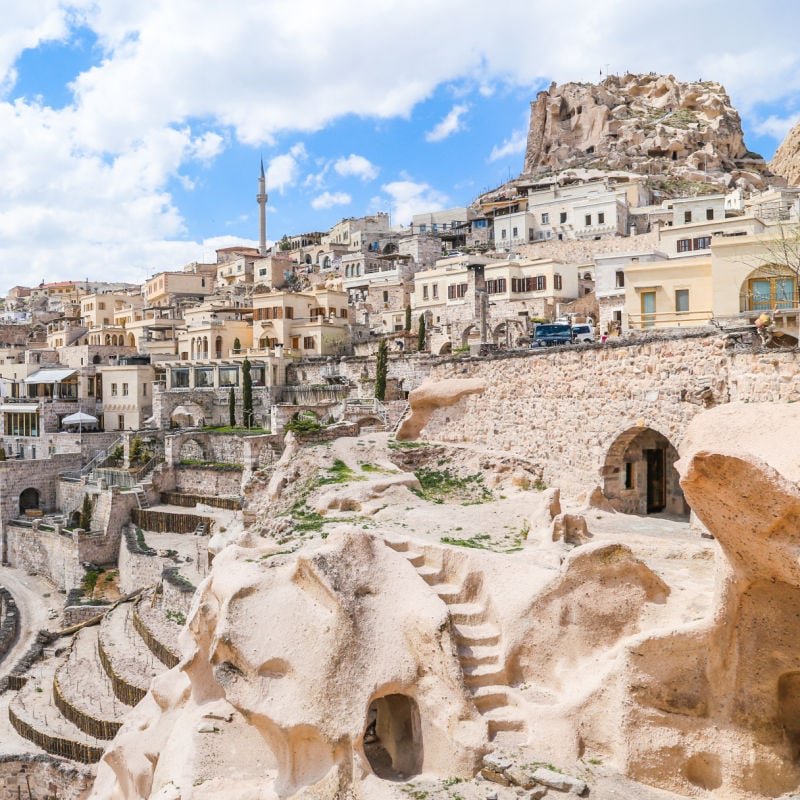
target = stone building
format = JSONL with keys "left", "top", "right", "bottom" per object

{"left": 98, "top": 359, "right": 156, "bottom": 431}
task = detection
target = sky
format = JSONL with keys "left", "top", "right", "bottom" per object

{"left": 1, "top": 0, "right": 799, "bottom": 294}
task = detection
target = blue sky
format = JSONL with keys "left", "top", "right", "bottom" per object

{"left": 0, "top": 1, "right": 799, "bottom": 292}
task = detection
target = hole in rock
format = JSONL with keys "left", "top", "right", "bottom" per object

{"left": 685, "top": 752, "right": 722, "bottom": 789}
{"left": 363, "top": 694, "right": 423, "bottom": 780}
{"left": 779, "top": 671, "right": 800, "bottom": 758}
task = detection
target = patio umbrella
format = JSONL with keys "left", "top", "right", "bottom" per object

{"left": 61, "top": 411, "right": 98, "bottom": 433}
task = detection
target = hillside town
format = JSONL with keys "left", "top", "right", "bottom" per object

{"left": 1, "top": 71, "right": 800, "bottom": 800}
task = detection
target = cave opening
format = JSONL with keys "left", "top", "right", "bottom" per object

{"left": 363, "top": 693, "right": 423, "bottom": 780}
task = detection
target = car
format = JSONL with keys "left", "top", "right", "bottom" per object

{"left": 571, "top": 324, "right": 596, "bottom": 343}
{"left": 531, "top": 323, "right": 573, "bottom": 347}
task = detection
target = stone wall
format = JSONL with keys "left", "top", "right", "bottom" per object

{"left": 171, "top": 466, "right": 242, "bottom": 496}
{"left": 514, "top": 230, "right": 660, "bottom": 264}
{"left": 0, "top": 754, "right": 93, "bottom": 800}
{"left": 416, "top": 333, "right": 800, "bottom": 497}
{"left": 5, "top": 523, "right": 83, "bottom": 590}
{"left": 118, "top": 527, "right": 163, "bottom": 594}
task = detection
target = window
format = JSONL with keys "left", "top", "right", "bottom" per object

{"left": 624, "top": 462, "right": 634, "bottom": 489}
{"left": 383, "top": 291, "right": 389, "bottom": 303}
{"left": 259, "top": 268, "right": 267, "bottom": 276}
{"left": 615, "top": 271, "right": 625, "bottom": 289}
{"left": 641, "top": 291, "right": 656, "bottom": 328}
{"left": 541, "top": 212, "right": 549, "bottom": 224}
{"left": 693, "top": 236, "right": 711, "bottom": 250}
{"left": 111, "top": 383, "right": 117, "bottom": 396}
{"left": 423, "top": 286, "right": 429, "bottom": 300}
{"left": 675, "top": 289, "right": 690, "bottom": 313}
{"left": 746, "top": 275, "right": 797, "bottom": 311}
{"left": 512, "top": 227, "right": 518, "bottom": 238}
{"left": 560, "top": 212, "right": 567, "bottom": 223}
{"left": 554, "top": 274, "right": 562, "bottom": 291}
{"left": 219, "top": 367, "right": 239, "bottom": 387}
{"left": 303, "top": 336, "right": 315, "bottom": 350}
{"left": 122, "top": 383, "right": 129, "bottom": 396}
{"left": 171, "top": 369, "right": 189, "bottom": 388}
{"left": 684, "top": 211, "right": 692, "bottom": 223}
{"left": 706, "top": 208, "right": 714, "bottom": 221}
{"left": 432, "top": 284, "right": 439, "bottom": 299}
{"left": 677, "top": 239, "right": 692, "bottom": 253}
{"left": 501, "top": 229, "right": 507, "bottom": 240}
{"left": 250, "top": 366, "right": 266, "bottom": 386}
{"left": 340, "top": 308, "right": 348, "bottom": 318}
{"left": 598, "top": 212, "right": 605, "bottom": 224}
{"left": 286, "top": 306, "right": 293, "bottom": 319}
{"left": 486, "top": 278, "right": 507, "bottom": 294}
{"left": 194, "top": 367, "right": 213, "bottom": 387}
{"left": 118, "top": 414, "right": 125, "bottom": 430}
{"left": 447, "top": 283, "right": 468, "bottom": 300}
{"left": 143, "top": 383, "right": 147, "bottom": 397}
{"left": 585, "top": 214, "right": 592, "bottom": 226}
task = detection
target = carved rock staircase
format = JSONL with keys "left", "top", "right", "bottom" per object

{"left": 383, "top": 537, "right": 526, "bottom": 741}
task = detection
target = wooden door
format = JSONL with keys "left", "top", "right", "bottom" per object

{"left": 645, "top": 448, "right": 666, "bottom": 513}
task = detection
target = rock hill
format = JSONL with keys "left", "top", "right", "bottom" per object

{"left": 523, "top": 73, "right": 777, "bottom": 193}
{"left": 771, "top": 119, "right": 800, "bottom": 186}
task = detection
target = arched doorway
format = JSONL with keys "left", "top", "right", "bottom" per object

{"left": 460, "top": 324, "right": 477, "bottom": 348}
{"left": 19, "top": 488, "right": 40, "bottom": 515}
{"left": 363, "top": 694, "right": 423, "bottom": 779}
{"left": 602, "top": 426, "right": 687, "bottom": 516}
{"left": 215, "top": 336, "right": 223, "bottom": 359}
{"left": 438, "top": 341, "right": 452, "bottom": 355}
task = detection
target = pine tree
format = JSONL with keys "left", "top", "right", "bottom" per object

{"left": 374, "top": 339, "right": 388, "bottom": 401}
{"left": 229, "top": 386, "right": 236, "bottom": 427}
{"left": 79, "top": 494, "right": 93, "bottom": 530}
{"left": 242, "top": 358, "right": 253, "bottom": 429}
{"left": 404, "top": 304, "right": 411, "bottom": 331}
{"left": 417, "top": 314, "right": 426, "bottom": 351}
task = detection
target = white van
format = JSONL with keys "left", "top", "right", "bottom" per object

{"left": 571, "top": 323, "right": 595, "bottom": 343}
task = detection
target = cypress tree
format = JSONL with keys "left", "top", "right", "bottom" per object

{"left": 233, "top": 337, "right": 241, "bottom": 353}
{"left": 242, "top": 358, "right": 253, "bottom": 429}
{"left": 79, "top": 494, "right": 93, "bottom": 530}
{"left": 417, "top": 314, "right": 426, "bottom": 351}
{"left": 229, "top": 386, "right": 236, "bottom": 427}
{"left": 374, "top": 339, "right": 388, "bottom": 401}
{"left": 404, "top": 304, "right": 411, "bottom": 331}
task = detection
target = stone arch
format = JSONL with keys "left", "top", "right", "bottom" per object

{"left": 602, "top": 425, "right": 687, "bottom": 516}
{"left": 104, "top": 334, "right": 111, "bottom": 345}
{"left": 292, "top": 409, "right": 319, "bottom": 421}
{"left": 491, "top": 322, "right": 508, "bottom": 346}
{"left": 438, "top": 341, "right": 452, "bottom": 355}
{"left": 128, "top": 333, "right": 135, "bottom": 347}
{"left": 179, "top": 439, "right": 207, "bottom": 462}
{"left": 739, "top": 264, "right": 798, "bottom": 313}
{"left": 460, "top": 324, "right": 477, "bottom": 348}
{"left": 322, "top": 256, "right": 331, "bottom": 269}
{"left": 92, "top": 354, "right": 101, "bottom": 365}
{"left": 382, "top": 242, "right": 398, "bottom": 255}
{"left": 356, "top": 416, "right": 384, "bottom": 432}
{"left": 363, "top": 693, "right": 423, "bottom": 779}
{"left": 19, "top": 487, "right": 40, "bottom": 515}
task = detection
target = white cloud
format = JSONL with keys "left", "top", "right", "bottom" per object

{"left": 754, "top": 113, "right": 800, "bottom": 142}
{"left": 489, "top": 129, "right": 528, "bottom": 162}
{"left": 191, "top": 131, "right": 225, "bottom": 161}
{"left": 266, "top": 142, "right": 306, "bottom": 193}
{"left": 334, "top": 154, "right": 379, "bottom": 182}
{"left": 425, "top": 103, "right": 469, "bottom": 142}
{"left": 382, "top": 180, "right": 449, "bottom": 227}
{"left": 311, "top": 191, "right": 351, "bottom": 210}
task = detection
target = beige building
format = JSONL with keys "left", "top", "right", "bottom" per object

{"left": 99, "top": 361, "right": 156, "bottom": 431}
{"left": 252, "top": 287, "right": 350, "bottom": 356}
{"left": 144, "top": 270, "right": 214, "bottom": 307}
{"left": 177, "top": 302, "right": 253, "bottom": 360}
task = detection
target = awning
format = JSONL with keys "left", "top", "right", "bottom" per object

{"left": 23, "top": 368, "right": 78, "bottom": 384}
{"left": 0, "top": 404, "right": 38, "bottom": 413}
{"left": 62, "top": 411, "right": 98, "bottom": 425}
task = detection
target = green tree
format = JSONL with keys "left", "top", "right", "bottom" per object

{"left": 404, "top": 304, "right": 411, "bottom": 331}
{"left": 79, "top": 493, "right": 93, "bottom": 530}
{"left": 0, "top": 446, "right": 6, "bottom": 461}
{"left": 233, "top": 337, "right": 241, "bottom": 354}
{"left": 417, "top": 314, "right": 426, "bottom": 351}
{"left": 129, "top": 435, "right": 143, "bottom": 464}
{"left": 242, "top": 358, "right": 253, "bottom": 429}
{"left": 374, "top": 339, "right": 388, "bottom": 401}
{"left": 229, "top": 386, "right": 236, "bottom": 427}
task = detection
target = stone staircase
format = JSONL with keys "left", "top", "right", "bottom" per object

{"left": 131, "top": 487, "right": 150, "bottom": 509}
{"left": 383, "top": 537, "right": 526, "bottom": 741}
{"left": 8, "top": 595, "right": 180, "bottom": 764}
{"left": 390, "top": 401, "right": 411, "bottom": 437}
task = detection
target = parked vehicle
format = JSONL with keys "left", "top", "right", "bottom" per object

{"left": 571, "top": 323, "right": 596, "bottom": 343}
{"left": 531, "top": 323, "right": 573, "bottom": 347}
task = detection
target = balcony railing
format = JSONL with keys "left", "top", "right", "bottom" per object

{"left": 627, "top": 310, "right": 713, "bottom": 330}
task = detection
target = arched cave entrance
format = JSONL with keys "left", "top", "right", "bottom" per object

{"left": 363, "top": 694, "right": 423, "bottom": 780}
{"left": 19, "top": 488, "right": 41, "bottom": 515}
{"left": 602, "top": 426, "right": 687, "bottom": 516}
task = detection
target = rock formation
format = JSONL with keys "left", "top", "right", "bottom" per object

{"left": 771, "top": 119, "right": 800, "bottom": 186}
{"left": 523, "top": 73, "right": 776, "bottom": 193}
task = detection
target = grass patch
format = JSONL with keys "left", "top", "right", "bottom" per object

{"left": 165, "top": 609, "right": 186, "bottom": 626}
{"left": 413, "top": 468, "right": 492, "bottom": 504}
{"left": 441, "top": 534, "right": 491, "bottom": 550}
{"left": 180, "top": 459, "right": 243, "bottom": 471}
{"left": 388, "top": 440, "right": 426, "bottom": 450}
{"left": 316, "top": 459, "right": 365, "bottom": 486}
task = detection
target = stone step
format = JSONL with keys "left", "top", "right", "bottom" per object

{"left": 462, "top": 663, "right": 507, "bottom": 688}
{"left": 457, "top": 644, "right": 502, "bottom": 668}
{"left": 8, "top": 651, "right": 106, "bottom": 763}
{"left": 416, "top": 565, "right": 445, "bottom": 584}
{"left": 471, "top": 685, "right": 513, "bottom": 712}
{"left": 383, "top": 537, "right": 410, "bottom": 553}
{"left": 448, "top": 602, "right": 488, "bottom": 625}
{"left": 98, "top": 601, "right": 168, "bottom": 706}
{"left": 484, "top": 705, "right": 526, "bottom": 737}
{"left": 405, "top": 551, "right": 425, "bottom": 568}
{"left": 451, "top": 623, "right": 501, "bottom": 647}
{"left": 54, "top": 627, "right": 126, "bottom": 740}
{"left": 430, "top": 583, "right": 464, "bottom": 603}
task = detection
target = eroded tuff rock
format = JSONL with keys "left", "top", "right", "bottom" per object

{"left": 772, "top": 119, "right": 800, "bottom": 186}
{"left": 90, "top": 531, "right": 485, "bottom": 799}
{"left": 523, "top": 73, "right": 776, "bottom": 193}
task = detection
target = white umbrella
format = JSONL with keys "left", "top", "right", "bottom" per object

{"left": 62, "top": 411, "right": 98, "bottom": 426}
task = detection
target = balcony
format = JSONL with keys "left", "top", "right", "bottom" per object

{"left": 627, "top": 310, "right": 713, "bottom": 330}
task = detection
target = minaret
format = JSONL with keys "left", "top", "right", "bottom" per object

{"left": 257, "top": 159, "right": 268, "bottom": 255}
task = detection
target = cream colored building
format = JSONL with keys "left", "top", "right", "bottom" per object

{"left": 99, "top": 362, "right": 156, "bottom": 431}
{"left": 252, "top": 287, "right": 350, "bottom": 356}
{"left": 177, "top": 303, "right": 253, "bottom": 360}
{"left": 144, "top": 271, "right": 214, "bottom": 307}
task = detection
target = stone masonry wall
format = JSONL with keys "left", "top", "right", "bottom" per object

{"left": 0, "top": 754, "right": 93, "bottom": 800}
{"left": 419, "top": 334, "right": 800, "bottom": 496}
{"left": 173, "top": 466, "right": 243, "bottom": 496}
